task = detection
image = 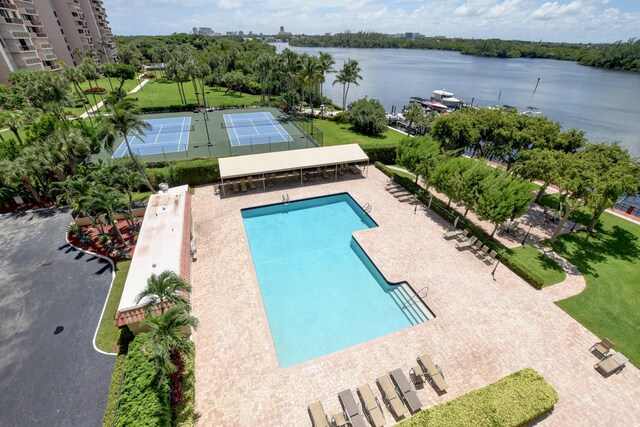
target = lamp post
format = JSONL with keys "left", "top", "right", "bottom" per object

{"left": 521, "top": 223, "right": 533, "bottom": 245}
{"left": 491, "top": 250, "right": 503, "bottom": 280}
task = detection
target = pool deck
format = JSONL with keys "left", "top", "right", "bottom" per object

{"left": 191, "top": 168, "right": 640, "bottom": 426}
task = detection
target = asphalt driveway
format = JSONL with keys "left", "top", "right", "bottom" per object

{"left": 0, "top": 208, "right": 114, "bottom": 427}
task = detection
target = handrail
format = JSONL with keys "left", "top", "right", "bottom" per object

{"left": 282, "top": 193, "right": 290, "bottom": 205}
{"left": 363, "top": 202, "right": 372, "bottom": 213}
{"left": 402, "top": 285, "right": 429, "bottom": 308}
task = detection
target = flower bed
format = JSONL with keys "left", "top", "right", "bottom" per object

{"left": 67, "top": 218, "right": 138, "bottom": 261}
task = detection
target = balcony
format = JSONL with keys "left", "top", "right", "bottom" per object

{"left": 0, "top": 1, "right": 18, "bottom": 10}
{"left": 22, "top": 8, "right": 37, "bottom": 15}
{"left": 1, "top": 16, "right": 24, "bottom": 24}
{"left": 10, "top": 30, "right": 29, "bottom": 38}
{"left": 44, "top": 53, "right": 56, "bottom": 60}
{"left": 28, "top": 19, "right": 43, "bottom": 26}
{"left": 38, "top": 42, "right": 52, "bottom": 49}
{"left": 35, "top": 31, "right": 47, "bottom": 38}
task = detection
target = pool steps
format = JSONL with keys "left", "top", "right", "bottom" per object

{"left": 389, "top": 283, "right": 435, "bottom": 325}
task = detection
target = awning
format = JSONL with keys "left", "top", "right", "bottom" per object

{"left": 219, "top": 144, "right": 369, "bottom": 180}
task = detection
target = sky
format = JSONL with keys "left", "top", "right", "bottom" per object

{"left": 102, "top": 0, "right": 640, "bottom": 43}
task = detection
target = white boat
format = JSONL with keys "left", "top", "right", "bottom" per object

{"left": 409, "top": 97, "right": 448, "bottom": 112}
{"left": 432, "top": 90, "right": 463, "bottom": 108}
{"left": 521, "top": 106, "right": 544, "bottom": 117}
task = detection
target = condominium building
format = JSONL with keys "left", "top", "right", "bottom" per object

{"left": 0, "top": 0, "right": 117, "bottom": 84}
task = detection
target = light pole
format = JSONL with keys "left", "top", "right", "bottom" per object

{"left": 521, "top": 223, "right": 533, "bottom": 245}
{"left": 491, "top": 250, "right": 503, "bottom": 280}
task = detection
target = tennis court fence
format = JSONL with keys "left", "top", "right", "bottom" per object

{"left": 291, "top": 116, "right": 324, "bottom": 146}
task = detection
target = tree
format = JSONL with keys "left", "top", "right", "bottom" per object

{"left": 317, "top": 51, "right": 335, "bottom": 102}
{"left": 347, "top": 98, "right": 386, "bottom": 136}
{"left": 280, "top": 49, "right": 302, "bottom": 109}
{"left": 142, "top": 304, "right": 198, "bottom": 387}
{"left": 63, "top": 66, "right": 94, "bottom": 123}
{"left": 220, "top": 70, "right": 247, "bottom": 94}
{"left": 403, "top": 103, "right": 424, "bottom": 135}
{"left": 298, "top": 55, "right": 323, "bottom": 113}
{"left": 0, "top": 154, "right": 43, "bottom": 203}
{"left": 110, "top": 63, "right": 136, "bottom": 92}
{"left": 548, "top": 152, "right": 592, "bottom": 243}
{"left": 101, "top": 96, "right": 155, "bottom": 192}
{"left": 0, "top": 110, "right": 26, "bottom": 144}
{"left": 396, "top": 135, "right": 443, "bottom": 184}
{"left": 94, "top": 190, "right": 128, "bottom": 246}
{"left": 135, "top": 270, "right": 192, "bottom": 315}
{"left": 430, "top": 111, "right": 480, "bottom": 152}
{"left": 511, "top": 148, "right": 562, "bottom": 203}
{"left": 582, "top": 143, "right": 640, "bottom": 232}
{"left": 79, "top": 58, "right": 103, "bottom": 103}
{"left": 8, "top": 70, "right": 72, "bottom": 111}
{"left": 255, "top": 54, "right": 276, "bottom": 102}
{"left": 332, "top": 59, "right": 362, "bottom": 110}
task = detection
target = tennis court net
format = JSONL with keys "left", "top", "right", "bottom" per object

{"left": 135, "top": 123, "right": 195, "bottom": 134}
{"left": 221, "top": 119, "right": 284, "bottom": 129}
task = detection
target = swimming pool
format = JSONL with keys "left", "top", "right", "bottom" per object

{"left": 242, "top": 193, "right": 434, "bottom": 368}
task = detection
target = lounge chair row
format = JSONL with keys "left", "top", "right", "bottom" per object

{"left": 308, "top": 355, "right": 448, "bottom": 426}
{"left": 448, "top": 230, "right": 498, "bottom": 260}
{"left": 385, "top": 181, "right": 414, "bottom": 203}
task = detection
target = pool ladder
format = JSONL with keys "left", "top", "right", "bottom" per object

{"left": 363, "top": 203, "right": 372, "bottom": 213}
{"left": 282, "top": 193, "right": 290, "bottom": 205}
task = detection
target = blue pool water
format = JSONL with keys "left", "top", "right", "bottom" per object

{"left": 242, "top": 193, "right": 420, "bottom": 368}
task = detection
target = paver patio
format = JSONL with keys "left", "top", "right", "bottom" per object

{"left": 191, "top": 168, "right": 640, "bottom": 426}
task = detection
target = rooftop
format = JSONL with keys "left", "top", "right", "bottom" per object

{"left": 116, "top": 185, "right": 190, "bottom": 322}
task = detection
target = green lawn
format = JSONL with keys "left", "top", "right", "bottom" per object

{"left": 95, "top": 259, "right": 131, "bottom": 353}
{"left": 67, "top": 77, "right": 141, "bottom": 117}
{"left": 311, "top": 119, "right": 406, "bottom": 147}
{"left": 505, "top": 244, "right": 566, "bottom": 288}
{"left": 552, "top": 212, "right": 640, "bottom": 367}
{"left": 131, "top": 80, "right": 263, "bottom": 109}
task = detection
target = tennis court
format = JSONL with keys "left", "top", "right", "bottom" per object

{"left": 112, "top": 117, "right": 192, "bottom": 158}
{"left": 223, "top": 112, "right": 293, "bottom": 146}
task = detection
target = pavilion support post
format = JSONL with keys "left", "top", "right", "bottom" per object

{"left": 300, "top": 169, "right": 303, "bottom": 186}
{"left": 221, "top": 178, "right": 225, "bottom": 196}
{"left": 335, "top": 164, "right": 338, "bottom": 180}
{"left": 262, "top": 173, "right": 266, "bottom": 190}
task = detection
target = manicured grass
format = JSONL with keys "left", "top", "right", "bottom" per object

{"left": 311, "top": 119, "right": 406, "bottom": 147}
{"left": 131, "top": 80, "right": 263, "bottom": 109}
{"left": 95, "top": 259, "right": 131, "bottom": 353}
{"left": 398, "top": 368, "right": 558, "bottom": 427}
{"left": 67, "top": 77, "right": 141, "bottom": 117}
{"left": 505, "top": 245, "right": 566, "bottom": 288}
{"left": 552, "top": 212, "right": 640, "bottom": 367}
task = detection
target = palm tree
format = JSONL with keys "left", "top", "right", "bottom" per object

{"left": 333, "top": 59, "right": 363, "bottom": 110}
{"left": 80, "top": 59, "right": 102, "bottom": 105}
{"left": 280, "top": 49, "right": 302, "bottom": 110}
{"left": 298, "top": 55, "right": 323, "bottom": 114}
{"left": 101, "top": 96, "right": 155, "bottom": 192}
{"left": 63, "top": 66, "right": 93, "bottom": 122}
{"left": 142, "top": 304, "right": 198, "bottom": 386}
{"left": 255, "top": 54, "right": 276, "bottom": 103}
{"left": 0, "top": 110, "right": 26, "bottom": 144}
{"left": 0, "top": 155, "right": 42, "bottom": 203}
{"left": 404, "top": 103, "right": 424, "bottom": 134}
{"left": 135, "top": 270, "right": 192, "bottom": 315}
{"left": 113, "top": 169, "right": 143, "bottom": 230}
{"left": 94, "top": 189, "right": 128, "bottom": 246}
{"left": 318, "top": 51, "right": 335, "bottom": 103}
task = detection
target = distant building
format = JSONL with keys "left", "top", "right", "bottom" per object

{"left": 192, "top": 27, "right": 215, "bottom": 36}
{"left": 325, "top": 32, "right": 331, "bottom": 37}
{"left": 278, "top": 25, "right": 291, "bottom": 36}
{"left": 0, "top": 0, "right": 117, "bottom": 84}
{"left": 226, "top": 31, "right": 238, "bottom": 36}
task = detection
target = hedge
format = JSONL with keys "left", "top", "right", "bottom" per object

{"left": 102, "top": 327, "right": 135, "bottom": 427}
{"left": 375, "top": 162, "right": 554, "bottom": 289}
{"left": 147, "top": 158, "right": 219, "bottom": 187}
{"left": 173, "top": 349, "right": 196, "bottom": 427}
{"left": 398, "top": 368, "right": 558, "bottom": 427}
{"left": 362, "top": 144, "right": 399, "bottom": 164}
{"left": 115, "top": 335, "right": 171, "bottom": 427}
{"left": 139, "top": 104, "right": 199, "bottom": 114}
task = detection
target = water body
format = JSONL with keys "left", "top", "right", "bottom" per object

{"left": 274, "top": 43, "right": 640, "bottom": 158}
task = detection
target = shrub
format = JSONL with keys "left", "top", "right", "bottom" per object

{"left": 362, "top": 144, "right": 399, "bottom": 164}
{"left": 167, "top": 158, "right": 219, "bottom": 186}
{"left": 398, "top": 368, "right": 558, "bottom": 427}
{"left": 347, "top": 98, "right": 387, "bottom": 136}
{"left": 139, "top": 104, "right": 198, "bottom": 114}
{"left": 173, "top": 347, "right": 195, "bottom": 427}
{"left": 102, "top": 354, "right": 127, "bottom": 427}
{"left": 85, "top": 87, "right": 106, "bottom": 93}
{"left": 114, "top": 335, "right": 171, "bottom": 427}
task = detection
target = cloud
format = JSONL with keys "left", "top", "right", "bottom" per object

{"left": 102, "top": 0, "right": 640, "bottom": 43}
